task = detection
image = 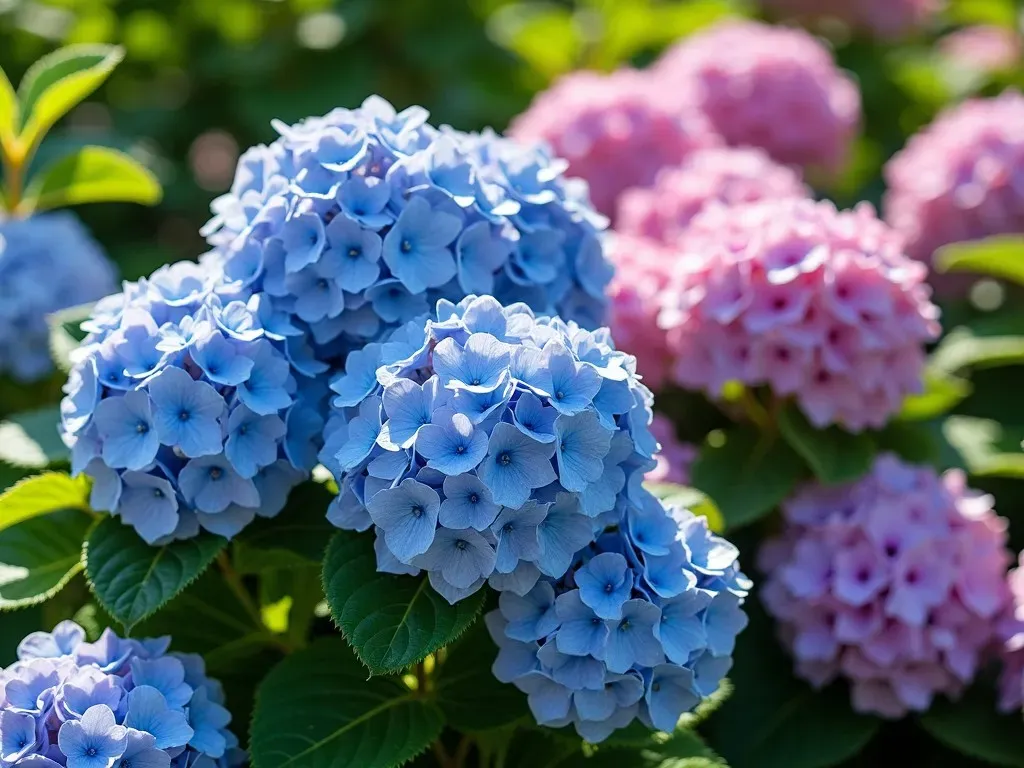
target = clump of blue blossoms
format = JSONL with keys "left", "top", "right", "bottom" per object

{"left": 321, "top": 294, "right": 657, "bottom": 604}
{"left": 59, "top": 261, "right": 325, "bottom": 543}
{"left": 200, "top": 96, "right": 612, "bottom": 366}
{"left": 0, "top": 620, "right": 243, "bottom": 767}
{"left": 486, "top": 501, "right": 750, "bottom": 742}
{"left": 0, "top": 213, "right": 116, "bottom": 382}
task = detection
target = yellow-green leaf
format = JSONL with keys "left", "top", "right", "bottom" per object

{"left": 23, "top": 146, "right": 161, "bottom": 213}
{"left": 646, "top": 482, "right": 725, "bottom": 533}
{"left": 0, "top": 67, "right": 17, "bottom": 146}
{"left": 0, "top": 471, "right": 90, "bottom": 534}
{"left": 898, "top": 370, "right": 972, "bottom": 421}
{"left": 18, "top": 44, "right": 124, "bottom": 154}
{"left": 935, "top": 235, "right": 1024, "bottom": 287}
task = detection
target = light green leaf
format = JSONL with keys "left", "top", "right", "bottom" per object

{"left": 48, "top": 301, "right": 95, "bottom": 373}
{"left": 23, "top": 146, "right": 161, "bottom": 212}
{"left": 778, "top": 406, "right": 876, "bottom": 485}
{"left": 322, "top": 530, "right": 484, "bottom": 675}
{"left": 942, "top": 416, "right": 1024, "bottom": 477}
{"left": 18, "top": 44, "right": 124, "bottom": 153}
{"left": 705, "top": 604, "right": 879, "bottom": 768}
{"left": 929, "top": 327, "right": 1024, "bottom": 374}
{"left": 919, "top": 683, "right": 1024, "bottom": 767}
{"left": 0, "top": 67, "right": 17, "bottom": 146}
{"left": 690, "top": 428, "right": 805, "bottom": 529}
{"left": 488, "top": 4, "right": 581, "bottom": 77}
{"left": 232, "top": 482, "right": 335, "bottom": 574}
{"left": 0, "top": 508, "right": 90, "bottom": 610}
{"left": 250, "top": 638, "right": 444, "bottom": 768}
{"left": 0, "top": 406, "right": 70, "bottom": 469}
{"left": 84, "top": 517, "right": 226, "bottom": 631}
{"left": 935, "top": 235, "right": 1024, "bottom": 286}
{"left": 0, "top": 471, "right": 90, "bottom": 534}
{"left": 646, "top": 482, "right": 725, "bottom": 533}
{"left": 435, "top": 620, "right": 529, "bottom": 731}
{"left": 898, "top": 370, "right": 972, "bottom": 421}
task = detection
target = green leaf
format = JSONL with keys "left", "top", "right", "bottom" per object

{"left": 778, "top": 406, "right": 876, "bottom": 485}
{"left": 488, "top": 4, "right": 581, "bottom": 77}
{"left": 250, "top": 638, "right": 443, "bottom": 768}
{"left": 646, "top": 482, "right": 725, "bottom": 533}
{"left": 0, "top": 604, "right": 44, "bottom": 665}
{"left": 0, "top": 508, "right": 90, "bottom": 609}
{"left": 84, "top": 517, "right": 226, "bottom": 632}
{"left": 0, "top": 67, "right": 17, "bottom": 146}
{"left": 232, "top": 482, "right": 336, "bottom": 574}
{"left": 873, "top": 420, "right": 943, "bottom": 466}
{"left": 898, "top": 370, "right": 972, "bottom": 421}
{"left": 18, "top": 44, "right": 124, "bottom": 151}
{"left": 942, "top": 416, "right": 1024, "bottom": 477}
{"left": 935, "top": 235, "right": 1024, "bottom": 286}
{"left": 919, "top": 683, "right": 1024, "bottom": 767}
{"left": 0, "top": 471, "right": 90, "bottom": 534}
{"left": 930, "top": 328, "right": 1024, "bottom": 374}
{"left": 705, "top": 603, "right": 879, "bottom": 768}
{"left": 23, "top": 146, "right": 161, "bottom": 212}
{"left": 48, "top": 301, "right": 95, "bottom": 373}
{"left": 0, "top": 407, "right": 69, "bottom": 469}
{"left": 435, "top": 619, "right": 529, "bottom": 731}
{"left": 323, "top": 530, "right": 484, "bottom": 675}
{"left": 690, "top": 428, "right": 805, "bottom": 529}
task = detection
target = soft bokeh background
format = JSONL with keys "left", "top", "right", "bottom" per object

{"left": 0, "top": 0, "right": 1021, "bottom": 284}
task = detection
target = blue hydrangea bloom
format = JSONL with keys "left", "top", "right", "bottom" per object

{"left": 486, "top": 499, "right": 751, "bottom": 742}
{"left": 0, "top": 621, "right": 243, "bottom": 767}
{"left": 201, "top": 96, "right": 611, "bottom": 367}
{"left": 59, "top": 261, "right": 321, "bottom": 543}
{"left": 321, "top": 295, "right": 656, "bottom": 604}
{"left": 0, "top": 213, "right": 116, "bottom": 382}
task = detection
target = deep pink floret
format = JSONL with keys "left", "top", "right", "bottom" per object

{"left": 761, "top": 0, "right": 943, "bottom": 39}
{"left": 652, "top": 20, "right": 860, "bottom": 173}
{"left": 508, "top": 68, "right": 721, "bottom": 217}
{"left": 884, "top": 92, "right": 1024, "bottom": 281}
{"left": 998, "top": 554, "right": 1024, "bottom": 712}
{"left": 659, "top": 198, "right": 941, "bottom": 432}
{"left": 760, "top": 455, "right": 1014, "bottom": 718}
{"left": 939, "top": 26, "right": 1021, "bottom": 74}
{"left": 617, "top": 146, "right": 810, "bottom": 245}
{"left": 646, "top": 413, "right": 697, "bottom": 485}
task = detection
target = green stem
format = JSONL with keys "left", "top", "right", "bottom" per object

{"left": 2, "top": 148, "right": 23, "bottom": 214}
{"left": 217, "top": 551, "right": 266, "bottom": 631}
{"left": 452, "top": 735, "right": 472, "bottom": 768}
{"left": 432, "top": 740, "right": 455, "bottom": 768}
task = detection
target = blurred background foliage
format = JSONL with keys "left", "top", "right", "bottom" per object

{"left": 1, "top": 0, "right": 1022, "bottom": 285}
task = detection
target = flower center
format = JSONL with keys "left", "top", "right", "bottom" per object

{"left": 471, "top": 378, "right": 481, "bottom": 385}
{"left": 619, "top": 619, "right": 631, "bottom": 631}
{"left": 348, "top": 247, "right": 361, "bottom": 258}
{"left": 136, "top": 421, "right": 149, "bottom": 434}
{"left": 411, "top": 505, "right": 424, "bottom": 518}
{"left": 651, "top": 682, "right": 661, "bottom": 693}
{"left": 455, "top": 445, "right": 466, "bottom": 454}
{"left": 503, "top": 524, "right": 513, "bottom": 534}
{"left": 87, "top": 748, "right": 98, "bottom": 757}
{"left": 604, "top": 582, "right": 615, "bottom": 594}
{"left": 455, "top": 539, "right": 468, "bottom": 551}
{"left": 317, "top": 278, "right": 329, "bottom": 290}
{"left": 209, "top": 467, "right": 223, "bottom": 481}
{"left": 555, "top": 391, "right": 564, "bottom": 400}
{"left": 178, "top": 409, "right": 191, "bottom": 422}
{"left": 498, "top": 452, "right": 512, "bottom": 466}
{"left": 153, "top": 488, "right": 164, "bottom": 499}
{"left": 400, "top": 239, "right": 413, "bottom": 254}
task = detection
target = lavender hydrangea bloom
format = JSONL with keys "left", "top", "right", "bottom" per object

{"left": 201, "top": 96, "right": 611, "bottom": 368}
{"left": 58, "top": 261, "right": 319, "bottom": 543}
{"left": 0, "top": 621, "right": 243, "bottom": 768}
{"left": 321, "top": 295, "right": 658, "bottom": 604}
{"left": 760, "top": 454, "right": 1014, "bottom": 718}
{"left": 0, "top": 213, "right": 116, "bottom": 382}
{"left": 487, "top": 499, "right": 750, "bottom": 742}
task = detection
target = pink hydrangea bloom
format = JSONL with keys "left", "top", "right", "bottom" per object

{"left": 508, "top": 68, "right": 721, "bottom": 216}
{"left": 761, "top": 0, "right": 942, "bottom": 39}
{"left": 606, "top": 234, "right": 676, "bottom": 389}
{"left": 617, "top": 147, "right": 810, "bottom": 245}
{"left": 884, "top": 92, "right": 1024, "bottom": 278}
{"left": 647, "top": 413, "right": 697, "bottom": 485}
{"left": 940, "top": 26, "right": 1021, "bottom": 74}
{"left": 761, "top": 455, "right": 1014, "bottom": 718}
{"left": 653, "top": 20, "right": 860, "bottom": 173}
{"left": 659, "top": 198, "right": 941, "bottom": 432}
{"left": 998, "top": 554, "right": 1024, "bottom": 712}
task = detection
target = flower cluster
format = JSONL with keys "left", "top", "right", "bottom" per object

{"left": 659, "top": 198, "right": 941, "bottom": 431}
{"left": 653, "top": 21, "right": 860, "bottom": 174}
{"left": 616, "top": 147, "right": 810, "bottom": 246}
{"left": 939, "top": 26, "right": 1021, "bottom": 75}
{"left": 647, "top": 414, "right": 696, "bottom": 486}
{"left": 486, "top": 498, "right": 750, "bottom": 742}
{"left": 0, "top": 620, "right": 241, "bottom": 767}
{"left": 760, "top": 0, "right": 942, "bottom": 39}
{"left": 59, "top": 261, "right": 321, "bottom": 543}
{"left": 0, "top": 213, "right": 116, "bottom": 383}
{"left": 202, "top": 95, "right": 612, "bottom": 366}
{"left": 998, "top": 554, "right": 1024, "bottom": 712}
{"left": 883, "top": 92, "right": 1024, "bottom": 278}
{"left": 320, "top": 295, "right": 657, "bottom": 604}
{"left": 508, "top": 69, "right": 720, "bottom": 218}
{"left": 760, "top": 455, "right": 1013, "bottom": 718}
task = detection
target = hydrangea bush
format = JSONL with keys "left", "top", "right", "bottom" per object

{"left": 8, "top": 11, "right": 1024, "bottom": 768}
